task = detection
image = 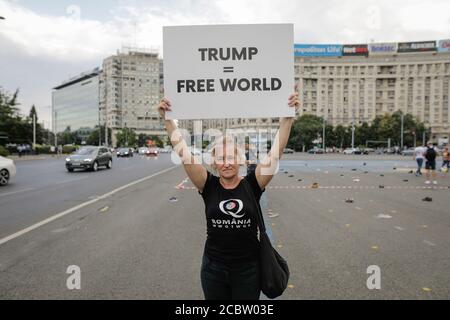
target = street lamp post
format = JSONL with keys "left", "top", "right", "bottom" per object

{"left": 33, "top": 113, "right": 36, "bottom": 151}
{"left": 322, "top": 117, "right": 326, "bottom": 153}
{"left": 400, "top": 113, "right": 404, "bottom": 150}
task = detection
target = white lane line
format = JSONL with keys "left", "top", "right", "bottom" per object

{"left": 0, "top": 165, "right": 179, "bottom": 246}
{"left": 0, "top": 188, "right": 35, "bottom": 198}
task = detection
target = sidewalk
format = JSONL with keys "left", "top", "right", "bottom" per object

{"left": 8, "top": 154, "right": 63, "bottom": 161}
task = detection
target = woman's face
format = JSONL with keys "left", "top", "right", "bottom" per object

{"left": 213, "top": 143, "right": 240, "bottom": 179}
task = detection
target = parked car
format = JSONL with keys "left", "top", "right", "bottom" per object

{"left": 117, "top": 147, "right": 133, "bottom": 157}
{"left": 343, "top": 148, "right": 361, "bottom": 155}
{"left": 66, "top": 146, "right": 112, "bottom": 172}
{"left": 363, "top": 148, "right": 375, "bottom": 154}
{"left": 0, "top": 156, "right": 16, "bottom": 186}
{"left": 307, "top": 148, "right": 324, "bottom": 154}
{"left": 401, "top": 148, "right": 415, "bottom": 156}
{"left": 283, "top": 148, "right": 294, "bottom": 154}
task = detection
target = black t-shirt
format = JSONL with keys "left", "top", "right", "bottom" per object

{"left": 199, "top": 170, "right": 264, "bottom": 264}
{"left": 425, "top": 147, "right": 437, "bottom": 161}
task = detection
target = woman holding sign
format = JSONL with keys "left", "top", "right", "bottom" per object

{"left": 158, "top": 92, "right": 299, "bottom": 300}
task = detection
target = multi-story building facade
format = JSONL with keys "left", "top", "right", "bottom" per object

{"left": 100, "top": 47, "right": 165, "bottom": 147}
{"left": 182, "top": 40, "right": 450, "bottom": 144}
{"left": 295, "top": 41, "right": 450, "bottom": 142}
{"left": 52, "top": 68, "right": 101, "bottom": 143}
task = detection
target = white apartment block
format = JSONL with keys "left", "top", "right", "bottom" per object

{"left": 296, "top": 52, "right": 450, "bottom": 141}
{"left": 100, "top": 47, "right": 165, "bottom": 147}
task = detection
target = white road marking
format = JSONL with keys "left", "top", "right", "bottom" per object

{"left": 0, "top": 188, "right": 35, "bottom": 198}
{"left": 423, "top": 240, "right": 436, "bottom": 247}
{"left": 394, "top": 226, "right": 405, "bottom": 231}
{"left": 0, "top": 165, "right": 179, "bottom": 246}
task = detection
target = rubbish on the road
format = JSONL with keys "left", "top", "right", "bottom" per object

{"left": 409, "top": 170, "right": 414, "bottom": 174}
{"left": 363, "top": 162, "right": 367, "bottom": 166}
{"left": 340, "top": 174, "right": 344, "bottom": 177}
{"left": 351, "top": 168, "right": 357, "bottom": 171}
{"left": 364, "top": 171, "right": 368, "bottom": 174}
{"left": 422, "top": 197, "right": 432, "bottom": 202}
{"left": 376, "top": 213, "right": 392, "bottom": 219}
{"left": 277, "top": 244, "right": 283, "bottom": 248}
{"left": 345, "top": 198, "right": 354, "bottom": 203}
{"left": 380, "top": 174, "right": 384, "bottom": 177}
{"left": 421, "top": 225, "right": 428, "bottom": 228}
{"left": 422, "top": 287, "right": 432, "bottom": 292}
{"left": 98, "top": 206, "right": 109, "bottom": 213}
{"left": 169, "top": 197, "right": 178, "bottom": 203}
{"left": 393, "top": 167, "right": 397, "bottom": 170}
{"left": 345, "top": 224, "right": 351, "bottom": 228}
{"left": 403, "top": 179, "right": 409, "bottom": 182}
{"left": 287, "top": 284, "right": 294, "bottom": 289}
{"left": 379, "top": 185, "right": 384, "bottom": 189}
{"left": 297, "top": 179, "right": 302, "bottom": 182}
{"left": 423, "top": 240, "right": 436, "bottom": 247}
{"left": 353, "top": 179, "right": 360, "bottom": 182}
{"left": 394, "top": 226, "right": 405, "bottom": 231}
{"left": 288, "top": 175, "right": 294, "bottom": 177}
{"left": 311, "top": 182, "right": 319, "bottom": 189}
{"left": 268, "top": 213, "right": 279, "bottom": 218}
{"left": 371, "top": 246, "right": 379, "bottom": 250}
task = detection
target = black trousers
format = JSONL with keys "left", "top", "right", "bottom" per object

{"left": 200, "top": 254, "right": 261, "bottom": 300}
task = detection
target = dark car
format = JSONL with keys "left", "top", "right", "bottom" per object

{"left": 117, "top": 148, "right": 133, "bottom": 157}
{"left": 307, "top": 148, "right": 324, "bottom": 154}
{"left": 66, "top": 146, "right": 112, "bottom": 172}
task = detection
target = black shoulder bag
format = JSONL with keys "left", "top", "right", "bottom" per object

{"left": 243, "top": 179, "right": 290, "bottom": 299}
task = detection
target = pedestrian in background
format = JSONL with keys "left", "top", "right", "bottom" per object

{"left": 424, "top": 141, "right": 438, "bottom": 185}
{"left": 413, "top": 144, "right": 426, "bottom": 176}
{"left": 441, "top": 146, "right": 449, "bottom": 176}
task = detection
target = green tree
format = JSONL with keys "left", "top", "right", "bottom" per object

{"left": 116, "top": 127, "right": 137, "bottom": 147}
{"left": 289, "top": 114, "right": 324, "bottom": 151}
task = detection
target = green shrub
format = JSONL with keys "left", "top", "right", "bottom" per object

{"left": 62, "top": 145, "right": 77, "bottom": 154}
{"left": 0, "top": 145, "right": 10, "bottom": 157}
{"left": 35, "top": 144, "right": 51, "bottom": 154}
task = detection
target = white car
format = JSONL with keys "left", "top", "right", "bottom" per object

{"left": 343, "top": 148, "right": 359, "bottom": 155}
{"left": 138, "top": 147, "right": 150, "bottom": 155}
{"left": 0, "top": 156, "right": 16, "bottom": 186}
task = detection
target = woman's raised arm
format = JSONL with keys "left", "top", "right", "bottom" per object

{"left": 158, "top": 98, "right": 208, "bottom": 192}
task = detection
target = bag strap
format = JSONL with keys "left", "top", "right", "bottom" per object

{"left": 242, "top": 177, "right": 267, "bottom": 234}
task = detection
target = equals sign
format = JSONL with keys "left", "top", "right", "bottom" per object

{"left": 223, "top": 66, "right": 234, "bottom": 73}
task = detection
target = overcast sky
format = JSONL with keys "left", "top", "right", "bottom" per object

{"left": 0, "top": 0, "right": 449, "bottom": 128}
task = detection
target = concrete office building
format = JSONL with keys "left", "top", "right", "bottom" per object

{"left": 52, "top": 68, "right": 101, "bottom": 143}
{"left": 295, "top": 40, "right": 450, "bottom": 142}
{"left": 100, "top": 47, "right": 165, "bottom": 147}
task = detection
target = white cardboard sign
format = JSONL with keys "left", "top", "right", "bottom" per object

{"left": 163, "top": 24, "right": 294, "bottom": 120}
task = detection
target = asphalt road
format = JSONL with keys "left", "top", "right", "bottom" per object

{"left": 0, "top": 153, "right": 449, "bottom": 299}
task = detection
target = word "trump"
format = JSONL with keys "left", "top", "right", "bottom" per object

{"left": 198, "top": 47, "right": 258, "bottom": 61}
